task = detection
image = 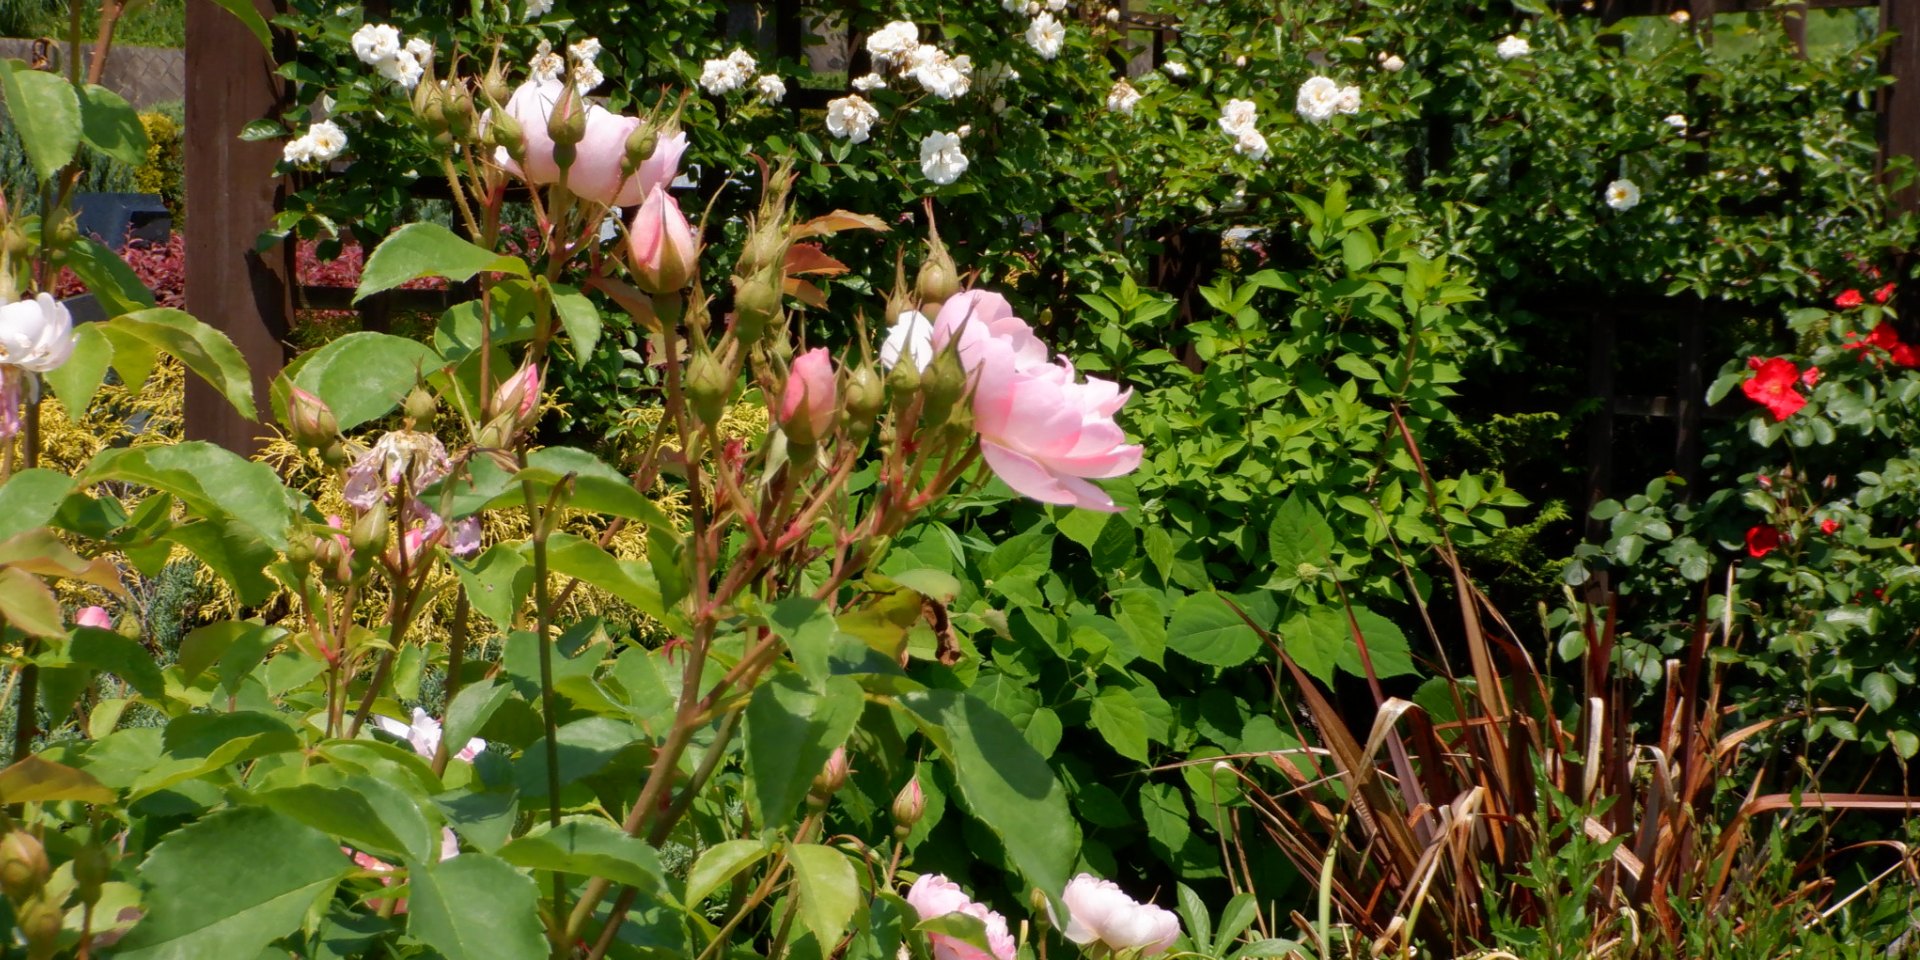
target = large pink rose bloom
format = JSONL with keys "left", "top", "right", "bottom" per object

{"left": 491, "top": 78, "right": 687, "bottom": 208}
{"left": 1057, "top": 874, "right": 1181, "bottom": 956}
{"left": 933, "top": 291, "right": 1142, "bottom": 512}
{"left": 905, "top": 874, "right": 1017, "bottom": 960}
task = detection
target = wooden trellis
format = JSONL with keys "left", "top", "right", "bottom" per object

{"left": 181, "top": 0, "right": 1920, "bottom": 457}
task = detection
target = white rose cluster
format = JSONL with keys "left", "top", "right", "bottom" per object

{"left": 526, "top": 37, "right": 603, "bottom": 95}
{"left": 861, "top": 21, "right": 974, "bottom": 99}
{"left": 1295, "top": 76, "right": 1362, "bottom": 123}
{"left": 698, "top": 48, "right": 759, "bottom": 95}
{"left": 351, "top": 23, "right": 431, "bottom": 90}
{"left": 283, "top": 119, "right": 348, "bottom": 168}
{"left": 1217, "top": 98, "right": 1268, "bottom": 161}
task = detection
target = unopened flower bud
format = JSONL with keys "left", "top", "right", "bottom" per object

{"left": 886, "top": 352, "right": 922, "bottom": 405}
{"left": 1, "top": 222, "right": 30, "bottom": 260}
{"left": 780, "top": 348, "right": 838, "bottom": 448}
{"left": 491, "top": 109, "right": 527, "bottom": 163}
{"left": 491, "top": 364, "right": 540, "bottom": 428}
{"left": 630, "top": 185, "right": 698, "bottom": 294}
{"left": 621, "top": 121, "right": 660, "bottom": 178}
{"left": 17, "top": 893, "right": 61, "bottom": 960}
{"left": 845, "top": 362, "right": 885, "bottom": 426}
{"left": 920, "top": 347, "right": 967, "bottom": 426}
{"left": 916, "top": 220, "right": 960, "bottom": 311}
{"left": 548, "top": 84, "right": 587, "bottom": 149}
{"left": 287, "top": 386, "right": 339, "bottom": 451}
{"left": 685, "top": 350, "right": 732, "bottom": 425}
{"left": 73, "top": 845, "right": 111, "bottom": 906}
{"left": 732, "top": 266, "right": 782, "bottom": 345}
{"left": 740, "top": 226, "right": 788, "bottom": 277}
{"left": 285, "top": 532, "right": 318, "bottom": 567}
{"left": 482, "top": 58, "right": 512, "bottom": 108}
{"left": 810, "top": 746, "right": 850, "bottom": 801}
{"left": 404, "top": 387, "right": 436, "bottom": 430}
{"left": 350, "top": 499, "right": 390, "bottom": 556}
{"left": 890, "top": 776, "right": 925, "bottom": 830}
{"left": 0, "top": 832, "right": 49, "bottom": 902}
{"left": 413, "top": 79, "right": 450, "bottom": 136}
{"left": 446, "top": 83, "right": 478, "bottom": 140}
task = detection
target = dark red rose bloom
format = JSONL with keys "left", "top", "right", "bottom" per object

{"left": 1836, "top": 289, "right": 1865, "bottom": 309}
{"left": 1740, "top": 358, "right": 1807, "bottom": 420}
{"left": 1746, "top": 525, "right": 1781, "bottom": 558}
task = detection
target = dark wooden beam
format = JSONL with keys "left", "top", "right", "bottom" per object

{"left": 1885, "top": 0, "right": 1920, "bottom": 211}
{"left": 184, "top": 0, "right": 292, "bottom": 454}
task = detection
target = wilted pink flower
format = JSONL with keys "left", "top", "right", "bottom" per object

{"left": 451, "top": 517, "right": 482, "bottom": 558}
{"left": 343, "top": 432, "right": 452, "bottom": 510}
{"left": 629, "top": 184, "right": 697, "bottom": 293}
{"left": 373, "top": 707, "right": 486, "bottom": 762}
{"left": 491, "top": 79, "right": 681, "bottom": 208}
{"left": 780, "top": 348, "right": 838, "bottom": 445}
{"left": 1056, "top": 874, "right": 1181, "bottom": 956}
{"left": 905, "top": 874, "right": 1016, "bottom": 960}
{"left": 933, "top": 291, "right": 1142, "bottom": 512}
{"left": 74, "top": 606, "right": 113, "bottom": 630}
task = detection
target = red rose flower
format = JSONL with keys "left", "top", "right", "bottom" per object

{"left": 1820, "top": 518, "right": 1840, "bottom": 535}
{"left": 1893, "top": 342, "right": 1920, "bottom": 369}
{"left": 1836, "top": 289, "right": 1865, "bottom": 309}
{"left": 1874, "top": 283, "right": 1896, "bottom": 304}
{"left": 1800, "top": 366, "right": 1821, "bottom": 387}
{"left": 1740, "top": 357, "right": 1807, "bottom": 420}
{"left": 1745, "top": 525, "right": 1781, "bottom": 558}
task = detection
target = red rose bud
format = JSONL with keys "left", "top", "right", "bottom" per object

{"left": 780, "top": 348, "right": 838, "bottom": 447}
{"left": 1875, "top": 283, "right": 1895, "bottom": 304}
{"left": 891, "top": 776, "right": 926, "bottom": 830}
{"left": 287, "top": 386, "right": 340, "bottom": 450}
{"left": 630, "top": 185, "right": 698, "bottom": 294}
{"left": 1821, "top": 518, "right": 1841, "bottom": 535}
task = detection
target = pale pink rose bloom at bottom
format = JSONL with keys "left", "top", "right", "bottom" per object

{"left": 905, "top": 874, "right": 1017, "bottom": 960}
{"left": 1056, "top": 873, "right": 1181, "bottom": 956}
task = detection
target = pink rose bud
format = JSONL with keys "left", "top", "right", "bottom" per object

{"left": 810, "top": 745, "right": 850, "bottom": 799}
{"left": 492, "top": 363, "right": 541, "bottom": 426}
{"left": 891, "top": 776, "right": 925, "bottom": 829}
{"left": 74, "top": 607, "right": 112, "bottom": 630}
{"left": 779, "top": 348, "right": 839, "bottom": 447}
{"left": 286, "top": 386, "right": 340, "bottom": 450}
{"left": 629, "top": 184, "right": 698, "bottom": 294}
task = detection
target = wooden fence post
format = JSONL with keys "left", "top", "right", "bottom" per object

{"left": 184, "top": 0, "right": 292, "bottom": 454}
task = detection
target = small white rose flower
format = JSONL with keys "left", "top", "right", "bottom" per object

{"left": 1670, "top": 8, "right": 1690, "bottom": 23}
{"left": 1664, "top": 113, "right": 1688, "bottom": 130}
{"left": 919, "top": 130, "right": 969, "bottom": 185}
{"left": 880, "top": 310, "right": 935, "bottom": 371}
{"left": 404, "top": 37, "right": 433, "bottom": 65}
{"left": 826, "top": 94, "right": 879, "bottom": 143}
{"left": 1104, "top": 6, "right": 1120, "bottom": 22}
{"left": 727, "top": 48, "right": 757, "bottom": 76}
{"left": 1045, "top": 0, "right": 1067, "bottom": 10}
{"left": 1026, "top": 12, "right": 1066, "bottom": 59}
{"left": 851, "top": 72, "right": 888, "bottom": 91}
{"left": 350, "top": 23, "right": 401, "bottom": 65}
{"left": 699, "top": 52, "right": 751, "bottom": 95}
{"left": 1234, "top": 128, "right": 1269, "bottom": 162}
{"left": 0, "top": 293, "right": 76, "bottom": 373}
{"left": 529, "top": 39, "right": 565, "bottom": 84}
{"left": 1604, "top": 178, "right": 1641, "bottom": 211}
{"left": 1162, "top": 60, "right": 1187, "bottom": 78}
{"left": 305, "top": 120, "right": 348, "bottom": 160}
{"left": 1334, "top": 84, "right": 1362, "bottom": 115}
{"left": 1295, "top": 75, "right": 1342, "bottom": 122}
{"left": 1106, "top": 79, "right": 1142, "bottom": 115}
{"left": 1378, "top": 52, "right": 1405, "bottom": 72}
{"left": 1218, "top": 98, "right": 1259, "bottom": 137}
{"left": 523, "top": 0, "right": 552, "bottom": 17}
{"left": 282, "top": 136, "right": 319, "bottom": 166}
{"left": 1496, "top": 34, "right": 1531, "bottom": 60}
{"left": 377, "top": 48, "right": 424, "bottom": 89}
{"left": 756, "top": 73, "right": 787, "bottom": 103}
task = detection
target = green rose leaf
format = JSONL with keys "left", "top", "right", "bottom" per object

{"left": 114, "top": 807, "right": 345, "bottom": 960}
{"left": 78, "top": 83, "right": 149, "bottom": 166}
{"left": 498, "top": 817, "right": 665, "bottom": 891}
{"left": 1167, "top": 592, "right": 1262, "bottom": 668}
{"left": 0, "top": 61, "right": 82, "bottom": 181}
{"left": 789, "top": 842, "right": 861, "bottom": 948}
{"left": 102, "top": 309, "right": 259, "bottom": 420}
{"left": 744, "top": 672, "right": 863, "bottom": 828}
{"left": 405, "top": 853, "right": 548, "bottom": 960}
{"left": 291, "top": 331, "right": 443, "bottom": 430}
{"left": 357, "top": 223, "right": 530, "bottom": 302}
